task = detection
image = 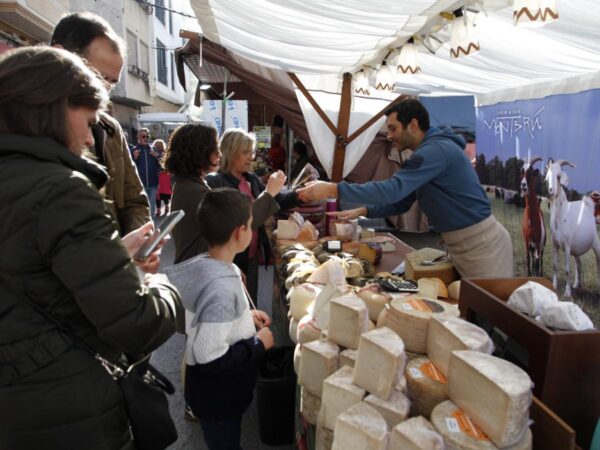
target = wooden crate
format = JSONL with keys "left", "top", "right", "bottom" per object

{"left": 459, "top": 278, "right": 599, "bottom": 449}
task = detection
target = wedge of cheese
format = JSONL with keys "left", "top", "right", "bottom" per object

{"left": 277, "top": 219, "right": 301, "bottom": 240}
{"left": 328, "top": 294, "right": 369, "bottom": 349}
{"left": 316, "top": 423, "right": 334, "bottom": 450}
{"left": 447, "top": 351, "right": 532, "bottom": 448}
{"left": 431, "top": 400, "right": 533, "bottom": 450}
{"left": 364, "top": 390, "right": 410, "bottom": 430}
{"left": 319, "top": 366, "right": 366, "bottom": 430}
{"left": 298, "top": 340, "right": 340, "bottom": 397}
{"left": 331, "top": 402, "right": 388, "bottom": 450}
{"left": 448, "top": 280, "right": 461, "bottom": 301}
{"left": 289, "top": 283, "right": 322, "bottom": 320}
{"left": 300, "top": 386, "right": 321, "bottom": 426}
{"left": 297, "top": 314, "right": 322, "bottom": 344}
{"left": 340, "top": 348, "right": 357, "bottom": 368}
{"left": 388, "top": 416, "right": 444, "bottom": 450}
{"left": 405, "top": 356, "right": 448, "bottom": 418}
{"left": 353, "top": 327, "right": 406, "bottom": 400}
{"left": 427, "top": 316, "right": 493, "bottom": 376}
{"left": 385, "top": 296, "right": 459, "bottom": 354}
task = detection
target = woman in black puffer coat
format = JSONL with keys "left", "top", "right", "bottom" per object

{"left": 0, "top": 47, "right": 183, "bottom": 450}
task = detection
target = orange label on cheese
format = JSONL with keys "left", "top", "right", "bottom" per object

{"left": 420, "top": 361, "right": 447, "bottom": 384}
{"left": 451, "top": 409, "right": 490, "bottom": 441}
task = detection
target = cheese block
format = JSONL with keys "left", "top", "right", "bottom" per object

{"left": 364, "top": 390, "right": 410, "bottom": 430}
{"left": 289, "top": 317, "right": 299, "bottom": 344}
{"left": 406, "top": 356, "right": 448, "bottom": 418}
{"left": 418, "top": 278, "right": 439, "bottom": 299}
{"left": 319, "top": 366, "right": 366, "bottom": 430}
{"left": 298, "top": 220, "right": 319, "bottom": 241}
{"left": 331, "top": 402, "right": 388, "bottom": 450}
{"left": 358, "top": 284, "right": 390, "bottom": 322}
{"left": 427, "top": 316, "right": 493, "bottom": 376}
{"left": 316, "top": 423, "right": 335, "bottom": 450}
{"left": 289, "top": 283, "right": 322, "bottom": 320}
{"left": 384, "top": 295, "right": 459, "bottom": 354}
{"left": 431, "top": 400, "right": 533, "bottom": 450}
{"left": 389, "top": 416, "right": 444, "bottom": 450}
{"left": 405, "top": 247, "right": 457, "bottom": 285}
{"left": 358, "top": 243, "right": 378, "bottom": 264}
{"left": 298, "top": 314, "right": 322, "bottom": 344}
{"left": 300, "top": 386, "right": 321, "bottom": 426}
{"left": 343, "top": 258, "right": 364, "bottom": 278}
{"left": 340, "top": 348, "right": 357, "bottom": 368}
{"left": 448, "top": 351, "right": 532, "bottom": 447}
{"left": 293, "top": 343, "right": 302, "bottom": 375}
{"left": 298, "top": 340, "right": 340, "bottom": 397}
{"left": 277, "top": 219, "right": 300, "bottom": 239}
{"left": 447, "top": 280, "right": 461, "bottom": 301}
{"left": 353, "top": 327, "right": 406, "bottom": 400}
{"left": 328, "top": 295, "right": 369, "bottom": 349}
{"left": 427, "top": 278, "right": 449, "bottom": 298}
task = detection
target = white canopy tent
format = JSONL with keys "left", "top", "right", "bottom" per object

{"left": 189, "top": 0, "right": 600, "bottom": 178}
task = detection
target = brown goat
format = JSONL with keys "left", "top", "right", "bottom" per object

{"left": 520, "top": 157, "right": 546, "bottom": 276}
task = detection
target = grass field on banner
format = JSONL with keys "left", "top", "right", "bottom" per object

{"left": 490, "top": 195, "right": 600, "bottom": 327}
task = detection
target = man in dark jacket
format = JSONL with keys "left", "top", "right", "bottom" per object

{"left": 132, "top": 127, "right": 162, "bottom": 218}
{"left": 51, "top": 12, "right": 151, "bottom": 235}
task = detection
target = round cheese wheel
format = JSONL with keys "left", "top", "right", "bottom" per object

{"left": 431, "top": 400, "right": 533, "bottom": 450}
{"left": 385, "top": 295, "right": 459, "bottom": 353}
{"left": 358, "top": 286, "right": 389, "bottom": 322}
{"left": 406, "top": 356, "right": 449, "bottom": 418}
{"left": 289, "top": 318, "right": 299, "bottom": 344}
{"left": 448, "top": 280, "right": 461, "bottom": 301}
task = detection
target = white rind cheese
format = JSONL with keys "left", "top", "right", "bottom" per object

{"left": 298, "top": 340, "right": 340, "bottom": 397}
{"left": 353, "top": 327, "right": 406, "bottom": 400}
{"left": 406, "top": 356, "right": 449, "bottom": 418}
{"left": 289, "top": 317, "right": 299, "bottom": 344}
{"left": 431, "top": 400, "right": 533, "bottom": 450}
{"left": 427, "top": 316, "right": 493, "bottom": 376}
{"left": 316, "top": 423, "right": 334, "bottom": 450}
{"left": 357, "top": 286, "right": 390, "bottom": 322}
{"left": 340, "top": 348, "right": 357, "bottom": 368}
{"left": 388, "top": 416, "right": 444, "bottom": 450}
{"left": 385, "top": 296, "right": 459, "bottom": 353}
{"left": 319, "top": 366, "right": 366, "bottom": 430}
{"left": 297, "top": 314, "right": 322, "bottom": 344}
{"left": 289, "top": 283, "right": 321, "bottom": 321}
{"left": 293, "top": 343, "right": 302, "bottom": 375}
{"left": 328, "top": 295, "right": 369, "bottom": 349}
{"left": 300, "top": 386, "right": 322, "bottom": 426}
{"left": 363, "top": 390, "right": 410, "bottom": 430}
{"left": 331, "top": 402, "right": 388, "bottom": 450}
{"left": 448, "top": 351, "right": 532, "bottom": 448}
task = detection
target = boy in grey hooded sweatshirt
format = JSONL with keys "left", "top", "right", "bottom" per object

{"left": 165, "top": 188, "right": 273, "bottom": 450}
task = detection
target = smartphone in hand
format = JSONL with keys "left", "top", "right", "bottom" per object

{"left": 133, "top": 210, "right": 185, "bottom": 260}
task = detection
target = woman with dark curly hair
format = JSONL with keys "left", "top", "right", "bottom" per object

{"left": 164, "top": 123, "right": 222, "bottom": 263}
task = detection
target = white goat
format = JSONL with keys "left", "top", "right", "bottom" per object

{"left": 545, "top": 159, "right": 600, "bottom": 297}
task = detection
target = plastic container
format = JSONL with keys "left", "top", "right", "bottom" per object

{"left": 255, "top": 345, "right": 297, "bottom": 445}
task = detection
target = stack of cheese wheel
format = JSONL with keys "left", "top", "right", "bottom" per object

{"left": 431, "top": 400, "right": 533, "bottom": 450}
{"left": 384, "top": 295, "right": 459, "bottom": 354}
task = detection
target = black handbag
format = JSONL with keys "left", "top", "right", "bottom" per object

{"left": 6, "top": 280, "right": 178, "bottom": 450}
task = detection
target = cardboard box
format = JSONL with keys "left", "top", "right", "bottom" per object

{"left": 459, "top": 278, "right": 599, "bottom": 449}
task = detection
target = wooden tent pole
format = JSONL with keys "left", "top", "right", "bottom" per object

{"left": 346, "top": 94, "right": 407, "bottom": 145}
{"left": 288, "top": 73, "right": 338, "bottom": 136}
{"left": 331, "top": 72, "right": 352, "bottom": 182}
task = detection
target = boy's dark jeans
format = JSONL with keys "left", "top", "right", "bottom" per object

{"left": 199, "top": 416, "right": 242, "bottom": 450}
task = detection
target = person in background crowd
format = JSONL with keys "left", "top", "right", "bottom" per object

{"left": 298, "top": 99, "right": 513, "bottom": 278}
{"left": 164, "top": 188, "right": 274, "bottom": 450}
{"left": 206, "top": 128, "right": 297, "bottom": 302}
{"left": 51, "top": 12, "right": 151, "bottom": 236}
{"left": 289, "top": 141, "right": 310, "bottom": 182}
{"left": 267, "top": 132, "right": 286, "bottom": 172}
{"left": 0, "top": 46, "right": 183, "bottom": 450}
{"left": 132, "top": 127, "right": 162, "bottom": 218}
{"left": 153, "top": 139, "right": 172, "bottom": 217}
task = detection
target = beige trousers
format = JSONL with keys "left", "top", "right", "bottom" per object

{"left": 442, "top": 215, "right": 514, "bottom": 278}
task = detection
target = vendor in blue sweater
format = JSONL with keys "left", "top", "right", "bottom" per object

{"left": 164, "top": 188, "right": 274, "bottom": 450}
{"left": 298, "top": 99, "right": 513, "bottom": 278}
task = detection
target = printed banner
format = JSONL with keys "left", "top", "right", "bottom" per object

{"left": 201, "top": 100, "right": 248, "bottom": 135}
{"left": 476, "top": 89, "right": 600, "bottom": 195}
